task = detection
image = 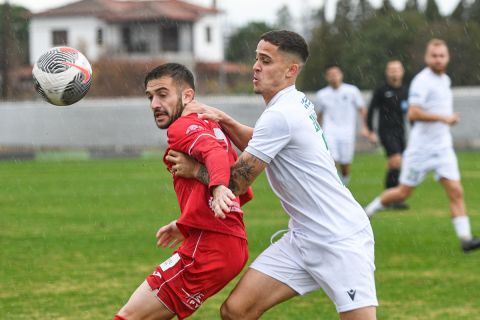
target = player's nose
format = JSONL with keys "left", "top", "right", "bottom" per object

{"left": 150, "top": 95, "right": 162, "bottom": 110}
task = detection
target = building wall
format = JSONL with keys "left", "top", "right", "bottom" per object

{"left": 193, "top": 14, "right": 224, "bottom": 62}
{"left": 30, "top": 16, "right": 106, "bottom": 64}
{"left": 30, "top": 14, "right": 224, "bottom": 65}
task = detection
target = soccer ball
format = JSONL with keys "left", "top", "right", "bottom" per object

{"left": 32, "top": 47, "right": 92, "bottom": 106}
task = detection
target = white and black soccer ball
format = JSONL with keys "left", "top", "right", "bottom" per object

{"left": 32, "top": 47, "right": 92, "bottom": 106}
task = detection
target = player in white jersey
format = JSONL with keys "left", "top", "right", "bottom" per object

{"left": 167, "top": 30, "right": 377, "bottom": 319}
{"left": 315, "top": 65, "right": 369, "bottom": 185}
{"left": 365, "top": 39, "right": 480, "bottom": 253}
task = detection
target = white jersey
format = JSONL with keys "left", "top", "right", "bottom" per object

{"left": 315, "top": 83, "right": 364, "bottom": 141}
{"left": 407, "top": 67, "right": 453, "bottom": 152}
{"left": 245, "top": 86, "right": 369, "bottom": 241}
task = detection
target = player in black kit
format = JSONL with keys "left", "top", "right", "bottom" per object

{"left": 366, "top": 60, "right": 409, "bottom": 209}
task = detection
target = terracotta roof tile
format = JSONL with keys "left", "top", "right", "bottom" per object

{"left": 33, "top": 0, "right": 220, "bottom": 22}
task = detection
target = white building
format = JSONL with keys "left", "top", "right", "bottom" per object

{"left": 29, "top": 0, "right": 224, "bottom": 66}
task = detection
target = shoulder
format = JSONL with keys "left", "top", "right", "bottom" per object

{"left": 317, "top": 86, "right": 330, "bottom": 96}
{"left": 168, "top": 114, "right": 213, "bottom": 138}
{"left": 343, "top": 83, "right": 361, "bottom": 93}
{"left": 410, "top": 70, "right": 429, "bottom": 88}
{"left": 412, "top": 68, "right": 430, "bottom": 81}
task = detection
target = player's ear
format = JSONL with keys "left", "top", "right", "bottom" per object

{"left": 182, "top": 88, "right": 195, "bottom": 105}
{"left": 286, "top": 63, "right": 300, "bottom": 79}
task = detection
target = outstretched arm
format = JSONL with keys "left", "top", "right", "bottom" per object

{"left": 183, "top": 101, "right": 253, "bottom": 151}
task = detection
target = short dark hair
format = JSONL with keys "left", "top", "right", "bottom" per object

{"left": 260, "top": 30, "right": 309, "bottom": 63}
{"left": 144, "top": 63, "right": 195, "bottom": 90}
{"left": 325, "top": 64, "right": 341, "bottom": 72}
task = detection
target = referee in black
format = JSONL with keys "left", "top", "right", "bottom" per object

{"left": 366, "top": 59, "right": 409, "bottom": 209}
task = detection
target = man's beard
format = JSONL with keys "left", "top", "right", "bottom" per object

{"left": 156, "top": 97, "right": 184, "bottom": 129}
{"left": 430, "top": 64, "right": 446, "bottom": 74}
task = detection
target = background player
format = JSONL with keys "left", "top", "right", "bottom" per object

{"left": 366, "top": 60, "right": 409, "bottom": 209}
{"left": 168, "top": 30, "right": 377, "bottom": 320}
{"left": 365, "top": 39, "right": 480, "bottom": 253}
{"left": 113, "top": 63, "right": 252, "bottom": 320}
{"left": 315, "top": 65, "right": 369, "bottom": 185}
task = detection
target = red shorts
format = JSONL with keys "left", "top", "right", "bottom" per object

{"left": 146, "top": 229, "right": 248, "bottom": 319}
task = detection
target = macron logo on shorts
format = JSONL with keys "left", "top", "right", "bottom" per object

{"left": 347, "top": 289, "right": 356, "bottom": 301}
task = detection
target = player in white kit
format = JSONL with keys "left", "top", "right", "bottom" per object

{"left": 365, "top": 39, "right": 480, "bottom": 253}
{"left": 315, "top": 65, "right": 369, "bottom": 185}
{"left": 167, "top": 30, "right": 377, "bottom": 319}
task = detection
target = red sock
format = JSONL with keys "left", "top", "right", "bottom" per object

{"left": 113, "top": 315, "right": 128, "bottom": 320}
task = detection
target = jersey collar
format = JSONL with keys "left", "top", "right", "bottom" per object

{"left": 267, "top": 85, "right": 296, "bottom": 108}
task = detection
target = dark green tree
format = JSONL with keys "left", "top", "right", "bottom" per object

{"left": 275, "top": 5, "right": 293, "bottom": 30}
{"left": 225, "top": 22, "right": 273, "bottom": 63}
{"left": 405, "top": 0, "right": 418, "bottom": 11}
{"left": 468, "top": 0, "right": 480, "bottom": 21}
{"left": 450, "top": 0, "right": 467, "bottom": 21}
{"left": 0, "top": 4, "right": 30, "bottom": 65}
{"left": 425, "top": 0, "right": 442, "bottom": 20}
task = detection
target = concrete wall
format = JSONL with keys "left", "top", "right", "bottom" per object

{"left": 1, "top": 88, "right": 480, "bottom": 153}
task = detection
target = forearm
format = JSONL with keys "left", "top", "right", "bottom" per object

{"left": 195, "top": 163, "right": 249, "bottom": 196}
{"left": 218, "top": 112, "right": 254, "bottom": 151}
{"left": 195, "top": 152, "right": 264, "bottom": 197}
{"left": 366, "top": 106, "right": 375, "bottom": 131}
{"left": 360, "top": 107, "right": 369, "bottom": 129}
{"left": 408, "top": 105, "right": 447, "bottom": 122}
{"left": 196, "top": 164, "right": 210, "bottom": 186}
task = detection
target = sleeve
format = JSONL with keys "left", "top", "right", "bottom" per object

{"left": 354, "top": 87, "right": 365, "bottom": 109}
{"left": 367, "top": 88, "right": 380, "bottom": 131}
{"left": 408, "top": 76, "right": 428, "bottom": 107}
{"left": 244, "top": 110, "right": 291, "bottom": 164}
{"left": 168, "top": 118, "right": 230, "bottom": 190}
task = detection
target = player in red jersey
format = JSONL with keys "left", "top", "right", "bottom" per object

{"left": 113, "top": 63, "right": 252, "bottom": 320}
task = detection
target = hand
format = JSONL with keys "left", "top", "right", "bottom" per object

{"left": 183, "top": 100, "right": 225, "bottom": 122}
{"left": 360, "top": 127, "right": 370, "bottom": 139}
{"left": 165, "top": 150, "right": 200, "bottom": 179}
{"left": 443, "top": 113, "right": 459, "bottom": 126}
{"left": 367, "top": 131, "right": 378, "bottom": 144}
{"left": 156, "top": 220, "right": 185, "bottom": 248}
{"left": 210, "top": 185, "right": 236, "bottom": 219}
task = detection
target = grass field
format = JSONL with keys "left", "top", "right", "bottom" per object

{"left": 1, "top": 152, "right": 480, "bottom": 319}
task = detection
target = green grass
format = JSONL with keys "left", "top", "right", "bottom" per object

{"left": 1, "top": 152, "right": 480, "bottom": 319}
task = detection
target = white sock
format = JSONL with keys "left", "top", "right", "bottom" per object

{"left": 452, "top": 216, "right": 472, "bottom": 242}
{"left": 341, "top": 175, "right": 351, "bottom": 185}
{"left": 365, "top": 197, "right": 384, "bottom": 218}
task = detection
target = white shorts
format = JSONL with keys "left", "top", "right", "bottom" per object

{"left": 250, "top": 225, "right": 378, "bottom": 313}
{"left": 399, "top": 148, "right": 460, "bottom": 187}
{"left": 325, "top": 135, "right": 354, "bottom": 165}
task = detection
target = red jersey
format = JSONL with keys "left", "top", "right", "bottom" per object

{"left": 164, "top": 113, "right": 253, "bottom": 239}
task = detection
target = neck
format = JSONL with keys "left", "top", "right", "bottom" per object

{"left": 262, "top": 83, "right": 294, "bottom": 105}
{"left": 331, "top": 83, "right": 341, "bottom": 89}
{"left": 429, "top": 67, "right": 445, "bottom": 75}
{"left": 387, "top": 79, "right": 402, "bottom": 88}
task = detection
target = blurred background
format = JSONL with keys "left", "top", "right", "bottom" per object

{"left": 1, "top": 0, "right": 480, "bottom": 157}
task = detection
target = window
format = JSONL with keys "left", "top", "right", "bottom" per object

{"left": 52, "top": 30, "right": 68, "bottom": 46}
{"left": 205, "top": 26, "right": 212, "bottom": 43}
{"left": 161, "top": 25, "right": 179, "bottom": 52}
{"left": 122, "top": 26, "right": 147, "bottom": 53}
{"left": 96, "top": 28, "right": 103, "bottom": 45}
